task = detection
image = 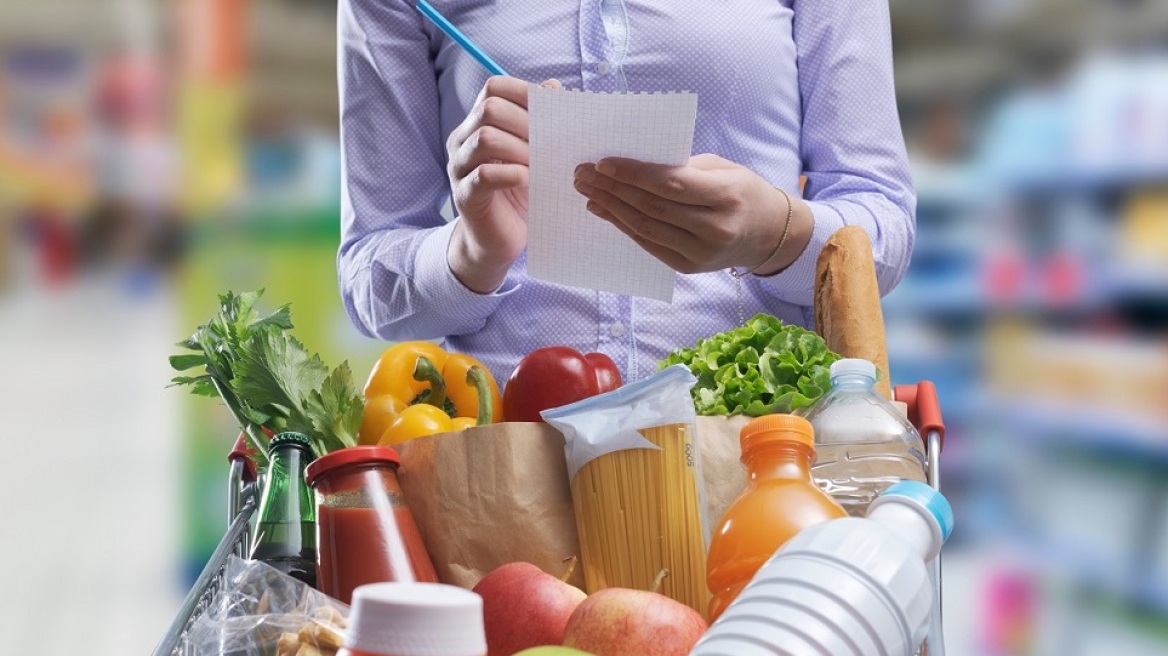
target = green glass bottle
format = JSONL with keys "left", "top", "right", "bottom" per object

{"left": 250, "top": 432, "right": 317, "bottom": 587}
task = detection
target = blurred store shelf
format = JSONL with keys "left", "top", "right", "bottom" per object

{"left": 985, "top": 395, "right": 1168, "bottom": 464}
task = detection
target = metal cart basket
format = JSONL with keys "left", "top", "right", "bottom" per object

{"left": 152, "top": 381, "right": 948, "bottom": 656}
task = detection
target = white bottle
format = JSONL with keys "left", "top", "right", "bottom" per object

{"left": 800, "top": 358, "right": 928, "bottom": 516}
{"left": 689, "top": 481, "right": 954, "bottom": 656}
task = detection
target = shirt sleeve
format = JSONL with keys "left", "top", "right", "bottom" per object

{"left": 336, "top": 0, "right": 519, "bottom": 343}
{"left": 749, "top": 0, "right": 916, "bottom": 308}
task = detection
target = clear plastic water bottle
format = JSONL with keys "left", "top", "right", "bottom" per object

{"left": 690, "top": 481, "right": 954, "bottom": 656}
{"left": 799, "top": 358, "right": 927, "bottom": 516}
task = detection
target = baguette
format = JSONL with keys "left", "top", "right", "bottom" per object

{"left": 814, "top": 226, "right": 892, "bottom": 398}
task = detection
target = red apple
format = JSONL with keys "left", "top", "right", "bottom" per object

{"left": 561, "top": 588, "right": 708, "bottom": 656}
{"left": 473, "top": 562, "right": 588, "bottom": 656}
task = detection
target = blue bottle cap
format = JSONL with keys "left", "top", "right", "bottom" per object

{"left": 880, "top": 480, "right": 954, "bottom": 542}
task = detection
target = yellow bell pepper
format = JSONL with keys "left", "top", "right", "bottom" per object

{"left": 363, "top": 341, "right": 504, "bottom": 422}
{"left": 357, "top": 394, "right": 408, "bottom": 445}
{"left": 377, "top": 356, "right": 496, "bottom": 445}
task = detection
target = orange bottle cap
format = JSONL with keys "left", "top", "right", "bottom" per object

{"left": 740, "top": 414, "right": 815, "bottom": 454}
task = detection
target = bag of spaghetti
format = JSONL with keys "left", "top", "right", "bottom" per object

{"left": 542, "top": 364, "right": 711, "bottom": 617}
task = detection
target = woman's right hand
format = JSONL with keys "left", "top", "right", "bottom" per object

{"left": 446, "top": 76, "right": 561, "bottom": 293}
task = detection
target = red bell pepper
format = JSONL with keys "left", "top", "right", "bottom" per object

{"left": 503, "top": 347, "right": 623, "bottom": 422}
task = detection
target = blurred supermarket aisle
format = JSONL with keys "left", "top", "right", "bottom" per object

{"left": 0, "top": 278, "right": 183, "bottom": 655}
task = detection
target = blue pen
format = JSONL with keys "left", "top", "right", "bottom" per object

{"left": 415, "top": 0, "right": 509, "bottom": 76}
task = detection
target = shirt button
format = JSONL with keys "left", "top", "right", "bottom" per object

{"left": 609, "top": 321, "right": 625, "bottom": 338}
{"left": 596, "top": 61, "right": 611, "bottom": 75}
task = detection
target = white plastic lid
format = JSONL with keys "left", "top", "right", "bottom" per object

{"left": 345, "top": 582, "right": 487, "bottom": 656}
{"left": 829, "top": 358, "right": 877, "bottom": 382}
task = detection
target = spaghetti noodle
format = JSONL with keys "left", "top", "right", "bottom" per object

{"left": 570, "top": 423, "right": 711, "bottom": 616}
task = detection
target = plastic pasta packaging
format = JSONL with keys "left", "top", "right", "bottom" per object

{"left": 180, "top": 555, "right": 349, "bottom": 656}
{"left": 543, "top": 364, "right": 711, "bottom": 617}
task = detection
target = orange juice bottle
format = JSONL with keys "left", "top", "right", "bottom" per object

{"left": 706, "top": 414, "right": 847, "bottom": 621}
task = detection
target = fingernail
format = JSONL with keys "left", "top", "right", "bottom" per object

{"left": 586, "top": 201, "right": 604, "bottom": 216}
{"left": 596, "top": 160, "right": 616, "bottom": 176}
{"left": 575, "top": 165, "right": 597, "bottom": 183}
{"left": 574, "top": 179, "right": 595, "bottom": 194}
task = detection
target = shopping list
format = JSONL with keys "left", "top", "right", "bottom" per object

{"left": 526, "top": 86, "right": 699, "bottom": 302}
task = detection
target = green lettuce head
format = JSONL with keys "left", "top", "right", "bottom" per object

{"left": 659, "top": 313, "right": 841, "bottom": 416}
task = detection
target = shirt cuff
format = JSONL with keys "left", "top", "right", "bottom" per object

{"left": 412, "top": 219, "right": 521, "bottom": 321}
{"left": 751, "top": 199, "right": 846, "bottom": 305}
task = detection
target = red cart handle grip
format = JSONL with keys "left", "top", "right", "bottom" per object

{"left": 228, "top": 431, "right": 260, "bottom": 484}
{"left": 894, "top": 381, "right": 945, "bottom": 450}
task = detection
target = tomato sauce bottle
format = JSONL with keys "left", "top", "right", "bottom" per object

{"left": 705, "top": 414, "right": 847, "bottom": 621}
{"left": 306, "top": 445, "right": 438, "bottom": 604}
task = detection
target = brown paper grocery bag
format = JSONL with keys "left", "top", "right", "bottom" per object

{"left": 396, "top": 417, "right": 753, "bottom": 591}
{"left": 396, "top": 422, "right": 584, "bottom": 589}
{"left": 695, "top": 416, "right": 750, "bottom": 528}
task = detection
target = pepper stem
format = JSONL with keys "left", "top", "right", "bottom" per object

{"left": 466, "top": 366, "right": 495, "bottom": 426}
{"left": 413, "top": 356, "right": 447, "bottom": 410}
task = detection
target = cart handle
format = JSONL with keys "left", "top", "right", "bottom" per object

{"left": 228, "top": 432, "right": 258, "bottom": 484}
{"left": 894, "top": 381, "right": 945, "bottom": 451}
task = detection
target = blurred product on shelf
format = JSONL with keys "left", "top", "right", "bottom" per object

{"left": 250, "top": 432, "right": 317, "bottom": 588}
{"left": 693, "top": 481, "right": 954, "bottom": 656}
{"left": 1119, "top": 190, "right": 1168, "bottom": 277}
{"left": 979, "top": 569, "right": 1039, "bottom": 656}
{"left": 705, "top": 414, "right": 846, "bottom": 621}
{"left": 800, "top": 358, "right": 928, "bottom": 516}
{"left": 986, "top": 320, "right": 1168, "bottom": 423}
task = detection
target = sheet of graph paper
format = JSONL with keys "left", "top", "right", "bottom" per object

{"left": 526, "top": 86, "right": 698, "bottom": 302}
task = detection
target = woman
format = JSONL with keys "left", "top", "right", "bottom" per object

{"left": 336, "top": 0, "right": 915, "bottom": 386}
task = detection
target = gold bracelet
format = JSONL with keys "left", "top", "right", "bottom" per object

{"left": 728, "top": 186, "right": 793, "bottom": 279}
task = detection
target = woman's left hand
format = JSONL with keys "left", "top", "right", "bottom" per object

{"left": 573, "top": 154, "right": 802, "bottom": 275}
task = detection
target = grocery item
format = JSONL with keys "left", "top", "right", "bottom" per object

{"left": 800, "top": 358, "right": 927, "bottom": 516}
{"left": 692, "top": 481, "right": 954, "bottom": 656}
{"left": 705, "top": 414, "right": 846, "bottom": 621}
{"left": 362, "top": 341, "right": 503, "bottom": 441}
{"left": 561, "top": 587, "right": 708, "bottom": 656}
{"left": 171, "top": 289, "right": 363, "bottom": 464}
{"left": 544, "top": 365, "right": 710, "bottom": 615}
{"left": 340, "top": 582, "right": 487, "bottom": 656}
{"left": 659, "top": 313, "right": 840, "bottom": 416}
{"left": 395, "top": 421, "right": 585, "bottom": 590}
{"left": 473, "top": 561, "right": 586, "bottom": 656}
{"left": 357, "top": 394, "right": 408, "bottom": 445}
{"left": 814, "top": 225, "right": 892, "bottom": 398}
{"left": 250, "top": 432, "right": 317, "bottom": 587}
{"left": 276, "top": 617, "right": 347, "bottom": 656}
{"left": 306, "top": 445, "right": 439, "bottom": 604}
{"left": 503, "top": 346, "right": 622, "bottom": 422}
{"left": 375, "top": 356, "right": 496, "bottom": 445}
{"left": 180, "top": 555, "right": 349, "bottom": 656}
{"left": 391, "top": 416, "right": 761, "bottom": 593}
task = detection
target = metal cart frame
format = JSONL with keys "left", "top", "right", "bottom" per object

{"left": 152, "top": 382, "right": 948, "bottom": 656}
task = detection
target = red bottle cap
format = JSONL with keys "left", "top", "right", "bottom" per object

{"left": 306, "top": 445, "right": 401, "bottom": 487}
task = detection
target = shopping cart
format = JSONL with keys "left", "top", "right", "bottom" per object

{"left": 152, "top": 435, "right": 260, "bottom": 656}
{"left": 151, "top": 382, "right": 948, "bottom": 656}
